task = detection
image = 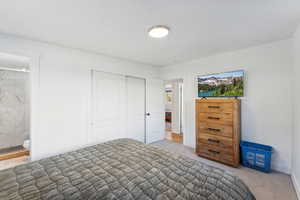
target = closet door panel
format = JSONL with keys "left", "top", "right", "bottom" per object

{"left": 91, "top": 71, "right": 126, "bottom": 143}
{"left": 146, "top": 79, "right": 164, "bottom": 144}
{"left": 126, "top": 77, "right": 145, "bottom": 143}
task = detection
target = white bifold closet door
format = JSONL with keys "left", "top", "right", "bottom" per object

{"left": 126, "top": 77, "right": 146, "bottom": 143}
{"left": 146, "top": 79, "right": 164, "bottom": 144}
{"left": 91, "top": 71, "right": 146, "bottom": 144}
{"left": 91, "top": 71, "right": 127, "bottom": 143}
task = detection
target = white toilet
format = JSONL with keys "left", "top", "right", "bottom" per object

{"left": 23, "top": 140, "right": 30, "bottom": 150}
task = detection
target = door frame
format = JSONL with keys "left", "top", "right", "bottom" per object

{"left": 163, "top": 78, "right": 184, "bottom": 140}
{"left": 90, "top": 70, "right": 147, "bottom": 144}
{"left": 0, "top": 51, "right": 40, "bottom": 161}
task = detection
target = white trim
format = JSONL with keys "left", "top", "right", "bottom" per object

{"left": 28, "top": 55, "right": 40, "bottom": 161}
{"left": 292, "top": 174, "right": 300, "bottom": 200}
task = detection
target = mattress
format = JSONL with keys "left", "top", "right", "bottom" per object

{"left": 0, "top": 139, "right": 255, "bottom": 200}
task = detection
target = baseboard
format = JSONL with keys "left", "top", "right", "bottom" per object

{"left": 292, "top": 174, "right": 300, "bottom": 200}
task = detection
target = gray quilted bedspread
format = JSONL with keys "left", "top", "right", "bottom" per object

{"left": 0, "top": 139, "right": 255, "bottom": 200}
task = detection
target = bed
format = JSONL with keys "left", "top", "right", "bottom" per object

{"left": 0, "top": 139, "right": 255, "bottom": 200}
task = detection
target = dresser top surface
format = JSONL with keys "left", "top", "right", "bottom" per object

{"left": 196, "top": 98, "right": 240, "bottom": 103}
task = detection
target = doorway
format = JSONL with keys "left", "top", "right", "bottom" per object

{"left": 164, "top": 79, "right": 183, "bottom": 144}
{"left": 0, "top": 53, "right": 31, "bottom": 170}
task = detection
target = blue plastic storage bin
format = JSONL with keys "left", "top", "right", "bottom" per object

{"left": 240, "top": 141, "right": 273, "bottom": 173}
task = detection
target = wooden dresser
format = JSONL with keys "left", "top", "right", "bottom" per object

{"left": 195, "top": 98, "right": 241, "bottom": 167}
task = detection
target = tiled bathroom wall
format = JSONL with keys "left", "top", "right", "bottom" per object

{"left": 0, "top": 69, "right": 29, "bottom": 149}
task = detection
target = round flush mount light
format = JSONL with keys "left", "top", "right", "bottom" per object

{"left": 148, "top": 25, "right": 170, "bottom": 38}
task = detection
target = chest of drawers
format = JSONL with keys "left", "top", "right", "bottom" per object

{"left": 195, "top": 99, "right": 241, "bottom": 167}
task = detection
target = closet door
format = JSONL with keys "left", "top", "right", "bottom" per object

{"left": 126, "top": 77, "right": 146, "bottom": 143}
{"left": 91, "top": 71, "right": 126, "bottom": 143}
{"left": 146, "top": 79, "right": 164, "bottom": 144}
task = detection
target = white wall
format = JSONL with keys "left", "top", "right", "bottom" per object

{"left": 292, "top": 26, "right": 300, "bottom": 198}
{"left": 0, "top": 33, "right": 160, "bottom": 161}
{"left": 160, "top": 39, "right": 293, "bottom": 173}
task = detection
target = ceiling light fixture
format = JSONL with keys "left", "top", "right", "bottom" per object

{"left": 148, "top": 25, "right": 170, "bottom": 38}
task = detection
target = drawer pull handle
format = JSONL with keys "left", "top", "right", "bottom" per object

{"left": 208, "top": 106, "right": 220, "bottom": 109}
{"left": 207, "top": 128, "right": 221, "bottom": 132}
{"left": 208, "top": 138, "right": 220, "bottom": 143}
{"left": 208, "top": 117, "right": 220, "bottom": 120}
{"left": 208, "top": 149, "right": 220, "bottom": 154}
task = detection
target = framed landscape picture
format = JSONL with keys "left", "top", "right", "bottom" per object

{"left": 165, "top": 89, "right": 172, "bottom": 103}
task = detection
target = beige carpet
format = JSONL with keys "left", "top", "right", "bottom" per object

{"left": 151, "top": 140, "right": 298, "bottom": 200}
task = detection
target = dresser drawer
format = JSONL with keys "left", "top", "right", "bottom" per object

{"left": 199, "top": 122, "right": 233, "bottom": 138}
{"left": 198, "top": 102, "right": 232, "bottom": 114}
{"left": 197, "top": 143, "right": 234, "bottom": 164}
{"left": 198, "top": 112, "right": 232, "bottom": 125}
{"left": 198, "top": 134, "right": 233, "bottom": 153}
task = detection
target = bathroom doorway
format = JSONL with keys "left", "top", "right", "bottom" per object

{"left": 164, "top": 79, "right": 184, "bottom": 144}
{"left": 0, "top": 53, "right": 31, "bottom": 170}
